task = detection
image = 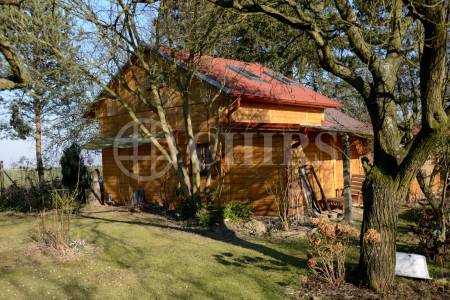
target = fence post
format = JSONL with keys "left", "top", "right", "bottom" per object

{"left": 0, "top": 160, "right": 4, "bottom": 195}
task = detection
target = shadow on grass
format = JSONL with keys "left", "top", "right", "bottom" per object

{"left": 212, "top": 252, "right": 290, "bottom": 271}
{"left": 74, "top": 211, "right": 305, "bottom": 298}
{"left": 78, "top": 211, "right": 307, "bottom": 270}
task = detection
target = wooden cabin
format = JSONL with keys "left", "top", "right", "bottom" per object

{"left": 83, "top": 48, "right": 428, "bottom": 216}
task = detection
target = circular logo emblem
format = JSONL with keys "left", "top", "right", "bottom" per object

{"left": 113, "top": 118, "right": 172, "bottom": 181}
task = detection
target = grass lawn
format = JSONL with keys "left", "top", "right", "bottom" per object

{"left": 0, "top": 208, "right": 308, "bottom": 299}
{"left": 0, "top": 207, "right": 447, "bottom": 299}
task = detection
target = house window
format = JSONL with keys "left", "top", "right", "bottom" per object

{"left": 196, "top": 144, "right": 211, "bottom": 175}
{"left": 262, "top": 70, "right": 299, "bottom": 86}
{"left": 227, "top": 64, "right": 265, "bottom": 82}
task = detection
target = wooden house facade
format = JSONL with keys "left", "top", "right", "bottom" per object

{"left": 84, "top": 48, "right": 431, "bottom": 216}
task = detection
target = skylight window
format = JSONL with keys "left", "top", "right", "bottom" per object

{"left": 227, "top": 64, "right": 265, "bottom": 82}
{"left": 263, "top": 70, "right": 299, "bottom": 86}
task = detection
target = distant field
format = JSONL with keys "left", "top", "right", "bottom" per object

{"left": 1, "top": 167, "right": 102, "bottom": 188}
{"left": 1, "top": 168, "right": 61, "bottom": 188}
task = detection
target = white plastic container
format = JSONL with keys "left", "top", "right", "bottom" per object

{"left": 395, "top": 252, "right": 431, "bottom": 279}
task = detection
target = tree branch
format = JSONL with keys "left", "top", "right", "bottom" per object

{"left": 334, "top": 0, "right": 374, "bottom": 65}
{"left": 0, "top": 0, "right": 22, "bottom": 6}
{"left": 416, "top": 168, "right": 441, "bottom": 217}
{"left": 0, "top": 32, "right": 31, "bottom": 90}
{"left": 209, "top": 0, "right": 372, "bottom": 98}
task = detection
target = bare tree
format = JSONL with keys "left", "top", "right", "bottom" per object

{"left": 209, "top": 0, "right": 449, "bottom": 291}
{"left": 45, "top": 0, "right": 230, "bottom": 213}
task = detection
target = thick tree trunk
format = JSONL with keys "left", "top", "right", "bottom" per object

{"left": 359, "top": 168, "right": 400, "bottom": 291}
{"left": 34, "top": 100, "right": 44, "bottom": 184}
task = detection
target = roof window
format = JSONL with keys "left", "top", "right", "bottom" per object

{"left": 263, "top": 70, "right": 299, "bottom": 86}
{"left": 227, "top": 64, "right": 265, "bottom": 82}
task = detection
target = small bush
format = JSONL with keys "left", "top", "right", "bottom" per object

{"left": 265, "top": 167, "right": 290, "bottom": 231}
{"left": 415, "top": 208, "right": 449, "bottom": 261}
{"left": 176, "top": 199, "right": 199, "bottom": 220}
{"left": 197, "top": 206, "right": 223, "bottom": 227}
{"left": 307, "top": 217, "right": 359, "bottom": 286}
{"left": 223, "top": 201, "right": 252, "bottom": 223}
{"left": 60, "top": 143, "right": 90, "bottom": 201}
{"left": 0, "top": 179, "right": 62, "bottom": 212}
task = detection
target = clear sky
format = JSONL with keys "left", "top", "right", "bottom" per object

{"left": 0, "top": 139, "right": 35, "bottom": 168}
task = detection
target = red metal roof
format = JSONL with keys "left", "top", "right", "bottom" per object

{"left": 194, "top": 56, "right": 342, "bottom": 109}
{"left": 158, "top": 47, "right": 342, "bottom": 109}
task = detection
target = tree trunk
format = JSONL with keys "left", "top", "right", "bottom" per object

{"left": 150, "top": 86, "right": 193, "bottom": 201}
{"left": 0, "top": 160, "right": 4, "bottom": 195}
{"left": 34, "top": 100, "right": 44, "bottom": 184}
{"left": 439, "top": 170, "right": 449, "bottom": 243}
{"left": 342, "top": 133, "right": 352, "bottom": 223}
{"left": 359, "top": 166, "right": 402, "bottom": 291}
{"left": 181, "top": 91, "right": 201, "bottom": 206}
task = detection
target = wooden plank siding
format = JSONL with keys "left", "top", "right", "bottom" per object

{"left": 211, "top": 133, "right": 367, "bottom": 215}
{"left": 231, "top": 102, "right": 324, "bottom": 125}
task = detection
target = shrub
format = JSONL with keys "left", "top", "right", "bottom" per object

{"left": 197, "top": 206, "right": 223, "bottom": 227}
{"left": 176, "top": 199, "right": 198, "bottom": 220}
{"left": 0, "top": 179, "right": 62, "bottom": 212}
{"left": 306, "top": 217, "right": 359, "bottom": 286}
{"left": 415, "top": 208, "right": 449, "bottom": 261}
{"left": 60, "top": 143, "right": 90, "bottom": 200}
{"left": 223, "top": 201, "right": 252, "bottom": 223}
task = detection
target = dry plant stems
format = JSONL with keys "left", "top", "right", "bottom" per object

{"left": 307, "top": 217, "right": 359, "bottom": 286}
{"left": 265, "top": 167, "right": 290, "bottom": 231}
{"left": 35, "top": 189, "right": 77, "bottom": 253}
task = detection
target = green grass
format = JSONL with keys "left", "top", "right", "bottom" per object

{"left": 0, "top": 207, "right": 447, "bottom": 299}
{"left": 0, "top": 208, "right": 307, "bottom": 299}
